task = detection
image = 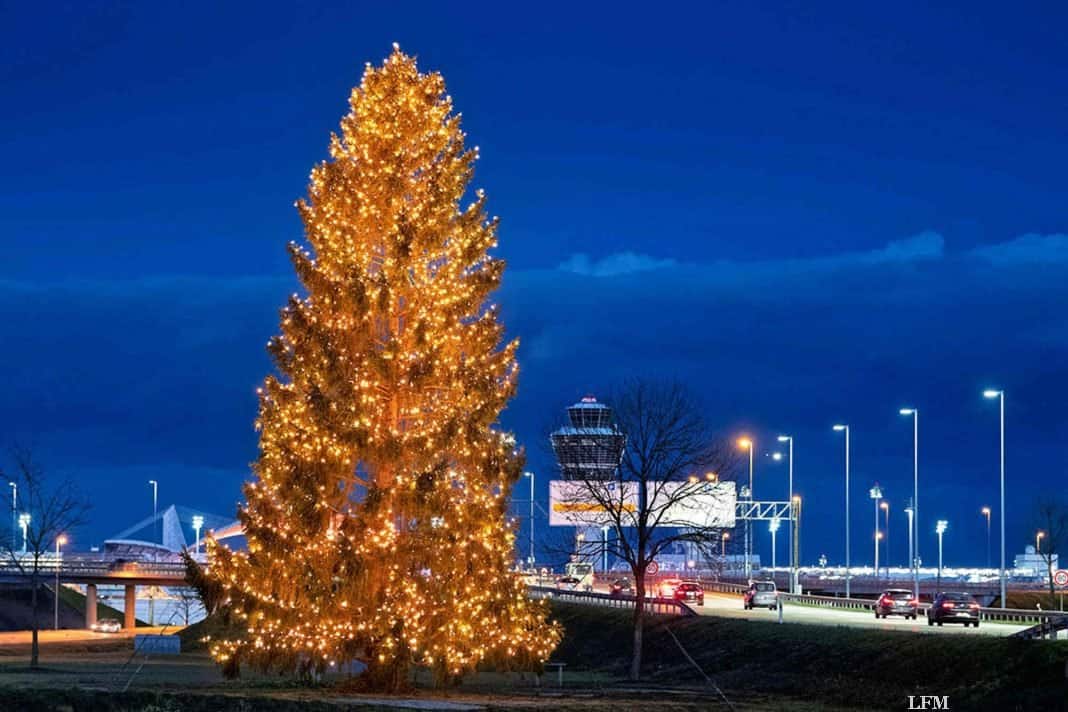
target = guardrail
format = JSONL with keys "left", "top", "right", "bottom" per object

{"left": 1011, "top": 615, "right": 1068, "bottom": 640}
{"left": 0, "top": 560, "right": 189, "bottom": 579}
{"left": 528, "top": 585, "right": 697, "bottom": 617}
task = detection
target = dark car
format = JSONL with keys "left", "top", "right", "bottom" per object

{"left": 674, "top": 581, "right": 704, "bottom": 606}
{"left": 875, "top": 588, "right": 919, "bottom": 619}
{"left": 608, "top": 578, "right": 634, "bottom": 597}
{"left": 927, "top": 592, "right": 981, "bottom": 628}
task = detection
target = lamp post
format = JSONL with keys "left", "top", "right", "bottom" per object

{"left": 737, "top": 437, "right": 754, "bottom": 578}
{"left": 981, "top": 507, "right": 991, "bottom": 569}
{"left": 792, "top": 495, "right": 802, "bottom": 591}
{"left": 18, "top": 513, "right": 30, "bottom": 554}
{"left": 54, "top": 535, "right": 67, "bottom": 630}
{"left": 7, "top": 482, "right": 15, "bottom": 553}
{"left": 983, "top": 389, "right": 1006, "bottom": 608}
{"left": 832, "top": 424, "right": 851, "bottom": 597}
{"left": 722, "top": 531, "right": 730, "bottom": 558}
{"left": 869, "top": 484, "right": 882, "bottom": 579}
{"left": 899, "top": 408, "right": 919, "bottom": 599}
{"left": 769, "top": 518, "right": 781, "bottom": 569}
{"left": 1036, "top": 531, "right": 1044, "bottom": 554}
{"left": 192, "top": 515, "right": 204, "bottom": 555}
{"left": 523, "top": 471, "right": 535, "bottom": 565}
{"left": 148, "top": 479, "right": 158, "bottom": 546}
{"left": 904, "top": 503, "right": 914, "bottom": 588}
{"left": 880, "top": 501, "right": 890, "bottom": 577}
{"left": 777, "top": 435, "right": 796, "bottom": 591}
{"left": 936, "top": 520, "right": 948, "bottom": 591}
{"left": 601, "top": 526, "right": 609, "bottom": 573}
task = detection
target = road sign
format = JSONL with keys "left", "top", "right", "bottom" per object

{"left": 1053, "top": 569, "right": 1068, "bottom": 587}
{"left": 646, "top": 561, "right": 659, "bottom": 575}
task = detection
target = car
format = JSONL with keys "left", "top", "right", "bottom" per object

{"left": 875, "top": 588, "right": 919, "bottom": 619}
{"left": 927, "top": 592, "right": 981, "bottom": 627}
{"left": 657, "top": 578, "right": 683, "bottom": 598}
{"left": 91, "top": 619, "right": 121, "bottom": 633}
{"left": 674, "top": 581, "right": 704, "bottom": 606}
{"left": 555, "top": 575, "right": 582, "bottom": 590}
{"left": 608, "top": 578, "right": 634, "bottom": 597}
{"left": 744, "top": 580, "right": 778, "bottom": 610}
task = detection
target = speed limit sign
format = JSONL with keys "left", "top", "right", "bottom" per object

{"left": 1054, "top": 569, "right": 1068, "bottom": 587}
{"left": 646, "top": 561, "right": 659, "bottom": 575}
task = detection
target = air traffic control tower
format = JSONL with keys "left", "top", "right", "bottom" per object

{"left": 550, "top": 396, "right": 626, "bottom": 567}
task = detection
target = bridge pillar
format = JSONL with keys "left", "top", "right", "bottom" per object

{"left": 85, "top": 584, "right": 97, "bottom": 628}
{"left": 123, "top": 584, "right": 136, "bottom": 630}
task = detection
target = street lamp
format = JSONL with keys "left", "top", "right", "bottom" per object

{"left": 880, "top": 500, "right": 890, "bottom": 577}
{"left": 777, "top": 435, "right": 796, "bottom": 592}
{"left": 7, "top": 482, "right": 15, "bottom": 553}
{"left": 1036, "top": 531, "right": 1045, "bottom": 554}
{"left": 18, "top": 513, "right": 30, "bottom": 554}
{"left": 769, "top": 518, "right": 781, "bottom": 569}
{"left": 983, "top": 389, "right": 1006, "bottom": 608}
{"left": 722, "top": 531, "right": 730, "bottom": 558}
{"left": 54, "top": 534, "right": 68, "bottom": 630}
{"left": 904, "top": 503, "right": 914, "bottom": 587}
{"left": 148, "top": 479, "right": 159, "bottom": 546}
{"left": 792, "top": 495, "right": 802, "bottom": 589}
{"left": 980, "top": 507, "right": 991, "bottom": 569}
{"left": 601, "top": 525, "right": 609, "bottom": 573}
{"left": 523, "top": 471, "right": 535, "bottom": 565}
{"left": 899, "top": 408, "right": 919, "bottom": 599}
{"left": 832, "top": 424, "right": 851, "bottom": 597}
{"left": 869, "top": 484, "right": 882, "bottom": 579}
{"left": 936, "top": 520, "right": 948, "bottom": 591}
{"left": 737, "top": 437, "right": 754, "bottom": 578}
{"left": 192, "top": 515, "right": 204, "bottom": 555}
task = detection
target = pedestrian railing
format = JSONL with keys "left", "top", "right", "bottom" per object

{"left": 528, "top": 585, "right": 697, "bottom": 617}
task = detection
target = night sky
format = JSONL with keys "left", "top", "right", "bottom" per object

{"left": 2, "top": 2, "right": 1066, "bottom": 569}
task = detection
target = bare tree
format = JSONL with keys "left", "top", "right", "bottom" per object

{"left": 550, "top": 379, "right": 737, "bottom": 681}
{"left": 1034, "top": 498, "right": 1068, "bottom": 610}
{"left": 0, "top": 446, "right": 91, "bottom": 668}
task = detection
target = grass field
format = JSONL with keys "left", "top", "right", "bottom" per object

{"left": 1, "top": 602, "right": 1066, "bottom": 710}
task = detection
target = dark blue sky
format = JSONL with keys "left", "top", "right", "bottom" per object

{"left": 2, "top": 2, "right": 1066, "bottom": 569}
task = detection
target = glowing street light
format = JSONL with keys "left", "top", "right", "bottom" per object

{"left": 981, "top": 506, "right": 991, "bottom": 569}
{"left": 983, "top": 389, "right": 1006, "bottom": 608}
{"left": 192, "top": 515, "right": 205, "bottom": 555}
{"left": 936, "top": 520, "right": 948, "bottom": 590}
{"left": 1036, "top": 530, "right": 1045, "bottom": 554}
{"left": 737, "top": 437, "right": 754, "bottom": 578}
{"left": 18, "top": 513, "right": 30, "bottom": 554}
{"left": 523, "top": 471, "right": 535, "bottom": 565}
{"left": 777, "top": 434, "right": 797, "bottom": 592}
{"left": 722, "top": 531, "right": 730, "bottom": 557}
{"left": 7, "top": 482, "right": 15, "bottom": 553}
{"left": 54, "top": 534, "right": 68, "bottom": 630}
{"left": 880, "top": 500, "right": 890, "bottom": 577}
{"left": 899, "top": 408, "right": 919, "bottom": 599}
{"left": 833, "top": 424, "right": 851, "bottom": 597}
{"left": 769, "top": 518, "right": 781, "bottom": 569}
{"left": 870, "top": 484, "right": 882, "bottom": 579}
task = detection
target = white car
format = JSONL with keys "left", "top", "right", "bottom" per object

{"left": 91, "top": 619, "right": 122, "bottom": 633}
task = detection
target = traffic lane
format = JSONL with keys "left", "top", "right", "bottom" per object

{"left": 0, "top": 625, "right": 175, "bottom": 648}
{"left": 697, "top": 593, "right": 1029, "bottom": 636}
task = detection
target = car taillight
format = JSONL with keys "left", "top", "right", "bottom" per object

{"left": 969, "top": 603, "right": 980, "bottom": 609}
{"left": 942, "top": 602, "right": 955, "bottom": 609}
{"left": 879, "top": 596, "right": 890, "bottom": 605}
{"left": 908, "top": 599, "right": 918, "bottom": 606}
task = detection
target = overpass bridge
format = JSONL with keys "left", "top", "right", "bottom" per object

{"left": 0, "top": 556, "right": 192, "bottom": 631}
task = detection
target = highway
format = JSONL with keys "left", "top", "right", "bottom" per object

{"left": 695, "top": 591, "right": 1030, "bottom": 636}
{"left": 584, "top": 584, "right": 1033, "bottom": 636}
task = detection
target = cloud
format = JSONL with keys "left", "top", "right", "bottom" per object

{"left": 556, "top": 251, "right": 678, "bottom": 277}
{"left": 858, "top": 230, "right": 944, "bottom": 263}
{"left": 968, "top": 233, "right": 1068, "bottom": 263}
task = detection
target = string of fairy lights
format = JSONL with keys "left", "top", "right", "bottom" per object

{"left": 205, "top": 44, "right": 560, "bottom": 682}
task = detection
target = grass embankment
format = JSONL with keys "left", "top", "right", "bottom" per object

{"left": 549, "top": 603, "right": 1068, "bottom": 710}
{"left": 56, "top": 585, "right": 141, "bottom": 626}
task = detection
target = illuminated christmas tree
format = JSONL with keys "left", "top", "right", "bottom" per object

{"left": 208, "top": 44, "right": 559, "bottom": 690}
